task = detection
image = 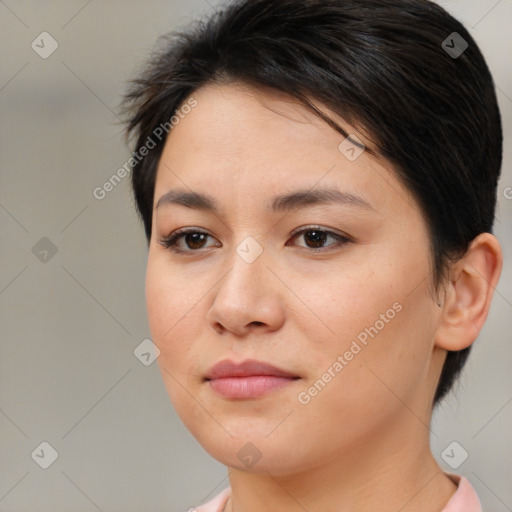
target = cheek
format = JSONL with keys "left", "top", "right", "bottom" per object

{"left": 297, "top": 249, "right": 436, "bottom": 396}
{"left": 291, "top": 295, "right": 436, "bottom": 452}
{"left": 145, "top": 257, "right": 209, "bottom": 424}
{"left": 297, "top": 263, "right": 401, "bottom": 348}
{"left": 145, "top": 257, "right": 202, "bottom": 370}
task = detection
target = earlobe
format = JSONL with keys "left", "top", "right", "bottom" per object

{"left": 435, "top": 233, "right": 503, "bottom": 351}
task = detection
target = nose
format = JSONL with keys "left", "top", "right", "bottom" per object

{"left": 206, "top": 248, "right": 286, "bottom": 337}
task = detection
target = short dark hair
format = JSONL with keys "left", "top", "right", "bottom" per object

{"left": 122, "top": 0, "right": 502, "bottom": 405}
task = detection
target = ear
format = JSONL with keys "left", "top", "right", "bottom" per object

{"left": 435, "top": 233, "right": 503, "bottom": 351}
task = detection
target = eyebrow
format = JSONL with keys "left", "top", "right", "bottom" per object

{"left": 155, "top": 187, "right": 374, "bottom": 213}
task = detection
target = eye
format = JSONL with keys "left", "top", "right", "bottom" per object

{"left": 158, "top": 225, "right": 351, "bottom": 254}
{"left": 157, "top": 228, "right": 220, "bottom": 253}
{"left": 288, "top": 226, "right": 351, "bottom": 251}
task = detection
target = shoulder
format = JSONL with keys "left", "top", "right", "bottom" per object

{"left": 441, "top": 473, "right": 482, "bottom": 512}
{"left": 188, "top": 487, "right": 231, "bottom": 512}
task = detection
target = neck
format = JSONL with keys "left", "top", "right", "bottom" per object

{"left": 224, "top": 418, "right": 456, "bottom": 512}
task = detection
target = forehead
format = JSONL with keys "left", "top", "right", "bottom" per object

{"left": 153, "top": 83, "right": 418, "bottom": 220}
{"left": 164, "top": 82, "right": 371, "bottom": 160}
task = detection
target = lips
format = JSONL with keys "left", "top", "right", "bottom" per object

{"left": 205, "top": 359, "right": 298, "bottom": 379}
{"left": 204, "top": 359, "right": 299, "bottom": 399}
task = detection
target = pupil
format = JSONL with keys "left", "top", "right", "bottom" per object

{"left": 187, "top": 233, "right": 206, "bottom": 248}
{"left": 306, "top": 230, "right": 326, "bottom": 248}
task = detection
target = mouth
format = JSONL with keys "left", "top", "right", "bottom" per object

{"left": 204, "top": 359, "right": 300, "bottom": 399}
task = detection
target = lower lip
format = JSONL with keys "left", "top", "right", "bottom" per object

{"left": 207, "top": 376, "right": 297, "bottom": 399}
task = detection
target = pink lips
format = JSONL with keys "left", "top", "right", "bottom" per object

{"left": 205, "top": 359, "right": 299, "bottom": 399}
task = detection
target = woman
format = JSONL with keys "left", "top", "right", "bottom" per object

{"left": 122, "top": 1, "right": 503, "bottom": 510}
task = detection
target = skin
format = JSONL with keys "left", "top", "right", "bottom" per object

{"left": 145, "top": 83, "right": 502, "bottom": 512}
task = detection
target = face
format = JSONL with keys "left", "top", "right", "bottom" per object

{"left": 146, "top": 83, "right": 445, "bottom": 475}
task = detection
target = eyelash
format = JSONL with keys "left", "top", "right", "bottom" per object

{"left": 157, "top": 226, "right": 351, "bottom": 254}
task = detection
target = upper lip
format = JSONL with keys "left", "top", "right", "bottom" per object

{"left": 205, "top": 359, "right": 299, "bottom": 380}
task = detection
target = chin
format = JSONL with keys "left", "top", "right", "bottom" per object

{"left": 186, "top": 421, "right": 311, "bottom": 475}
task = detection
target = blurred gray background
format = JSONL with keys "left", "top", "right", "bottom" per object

{"left": 0, "top": 1, "right": 511, "bottom": 511}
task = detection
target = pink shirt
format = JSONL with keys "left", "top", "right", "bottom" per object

{"left": 192, "top": 474, "right": 481, "bottom": 512}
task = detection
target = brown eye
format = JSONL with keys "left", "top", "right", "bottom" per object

{"left": 158, "top": 226, "right": 351, "bottom": 254}
{"left": 158, "top": 229, "right": 220, "bottom": 253}
{"left": 303, "top": 229, "right": 328, "bottom": 248}
{"left": 183, "top": 232, "right": 208, "bottom": 249}
{"left": 289, "top": 227, "right": 351, "bottom": 251}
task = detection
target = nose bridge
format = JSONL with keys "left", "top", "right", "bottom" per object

{"left": 207, "top": 236, "right": 285, "bottom": 334}
{"left": 221, "top": 236, "right": 269, "bottom": 300}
